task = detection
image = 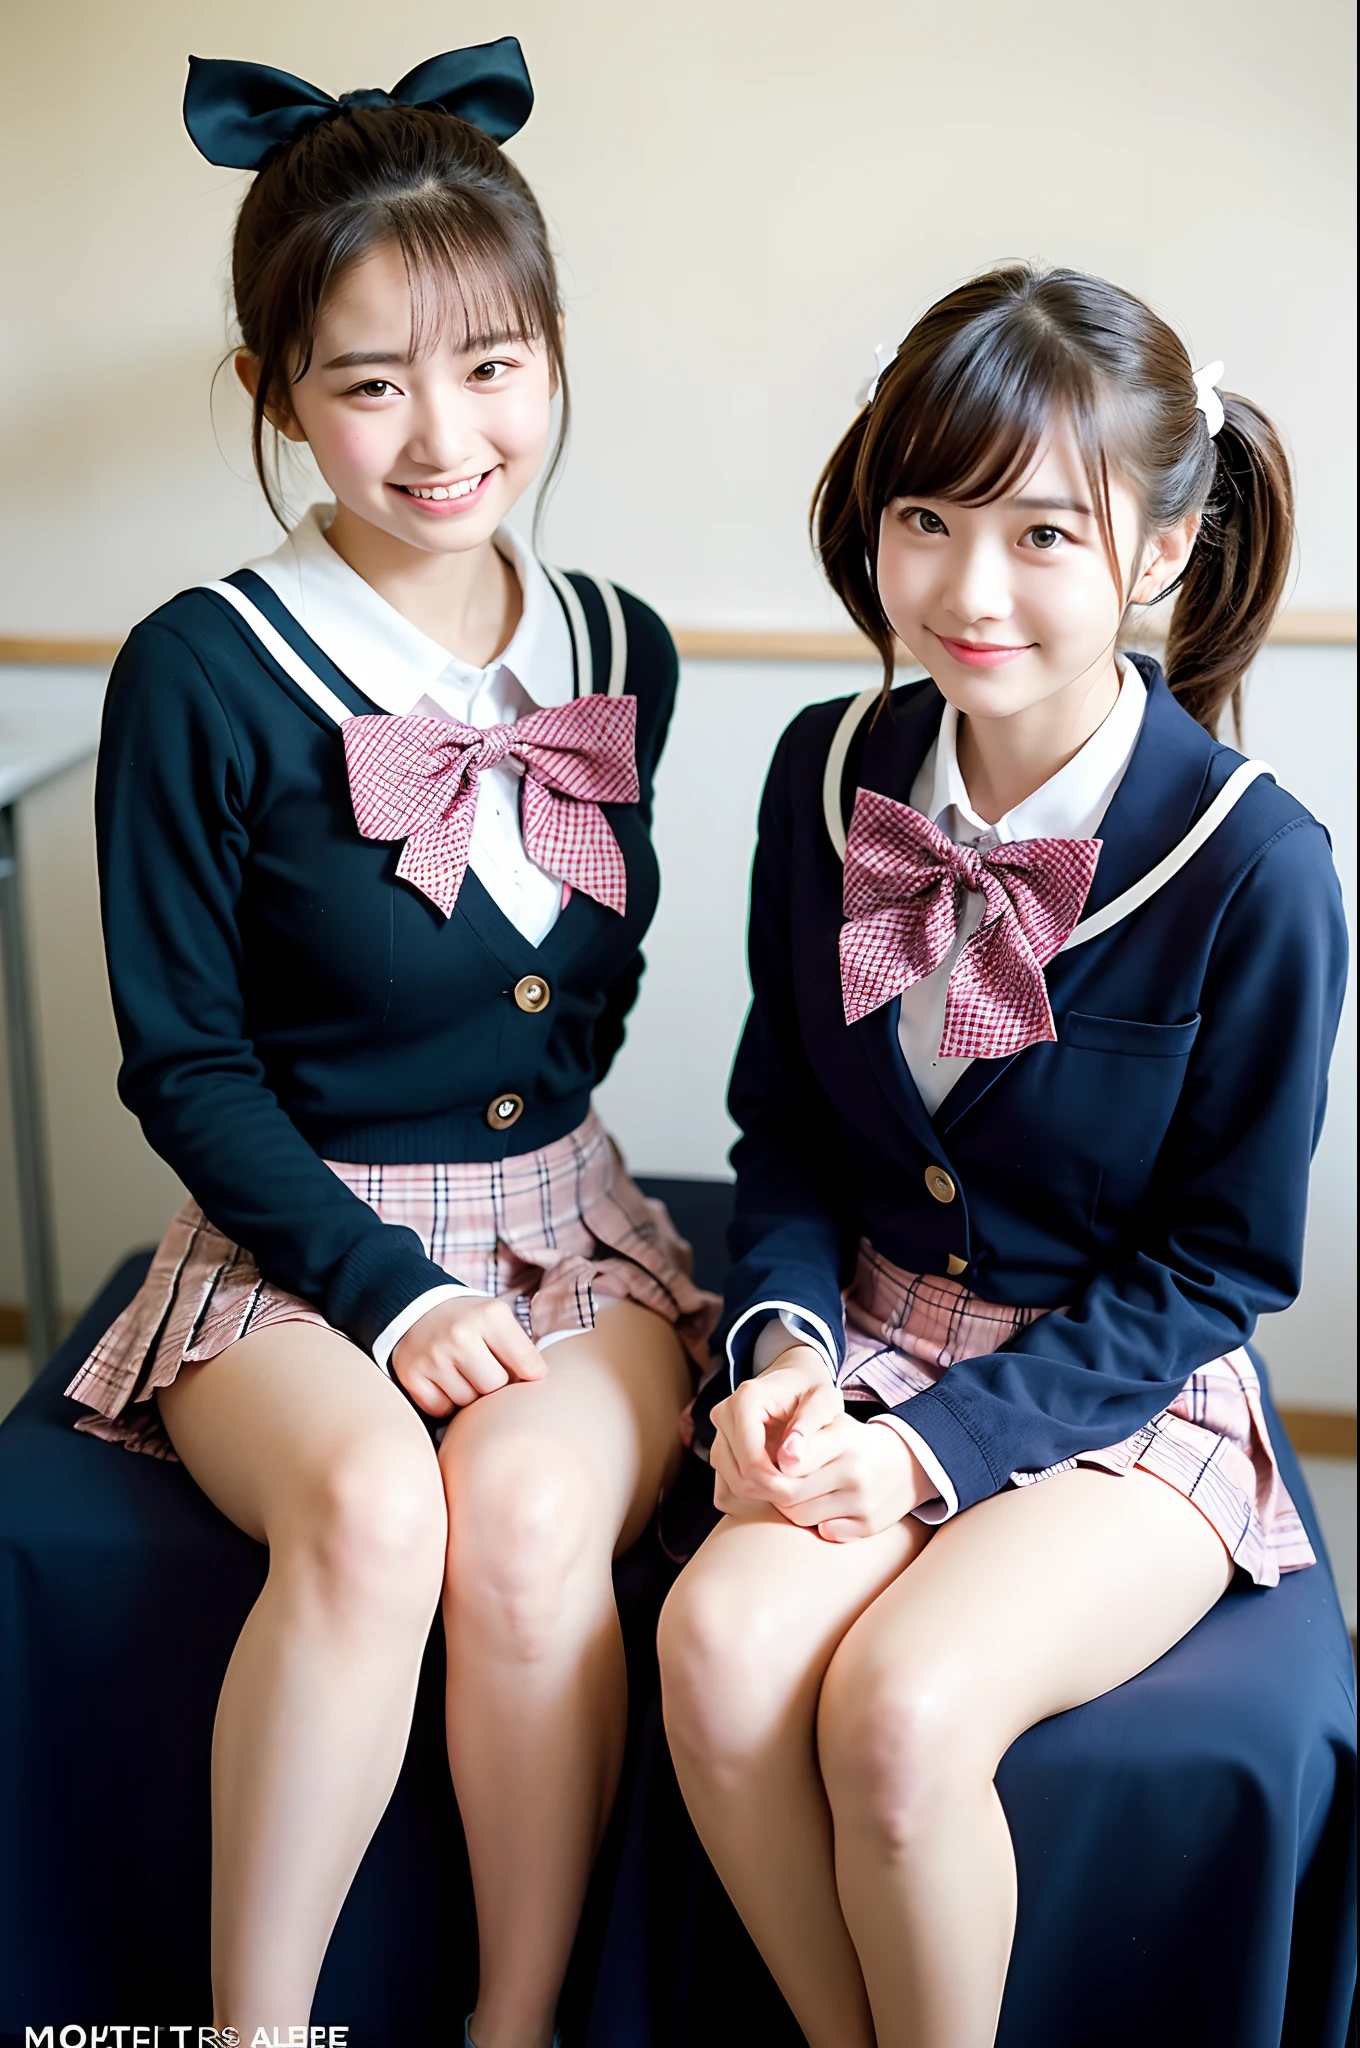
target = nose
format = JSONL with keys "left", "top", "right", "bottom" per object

{"left": 402, "top": 377, "right": 484, "bottom": 476}
{"left": 939, "top": 536, "right": 1014, "bottom": 629}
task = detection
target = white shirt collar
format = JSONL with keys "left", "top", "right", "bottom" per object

{"left": 915, "top": 660, "right": 1146, "bottom": 846}
{"left": 242, "top": 503, "right": 575, "bottom": 718}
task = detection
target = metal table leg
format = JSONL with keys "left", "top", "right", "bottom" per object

{"left": 0, "top": 801, "right": 60, "bottom": 1374}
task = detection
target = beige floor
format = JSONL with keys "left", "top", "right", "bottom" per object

{"left": 1, "top": 1343, "right": 1354, "bottom": 1632}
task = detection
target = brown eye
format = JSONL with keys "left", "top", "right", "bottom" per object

{"left": 353, "top": 380, "right": 395, "bottom": 398}
{"left": 1028, "top": 525, "right": 1063, "bottom": 550}
{"left": 904, "top": 507, "right": 948, "bottom": 535}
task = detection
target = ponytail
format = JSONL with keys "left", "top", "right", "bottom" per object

{"left": 1164, "top": 394, "right": 1295, "bottom": 737}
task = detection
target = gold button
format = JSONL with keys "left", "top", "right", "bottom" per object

{"left": 946, "top": 1254, "right": 969, "bottom": 1277}
{"left": 925, "top": 1166, "right": 957, "bottom": 1204}
{"left": 486, "top": 1092, "right": 524, "bottom": 1130}
{"left": 513, "top": 975, "right": 551, "bottom": 1014}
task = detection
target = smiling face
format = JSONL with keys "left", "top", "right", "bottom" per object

{"left": 246, "top": 239, "right": 556, "bottom": 560}
{"left": 875, "top": 416, "right": 1197, "bottom": 734}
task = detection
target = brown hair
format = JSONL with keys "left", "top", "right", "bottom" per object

{"left": 228, "top": 104, "right": 568, "bottom": 529}
{"left": 811, "top": 264, "right": 1294, "bottom": 734}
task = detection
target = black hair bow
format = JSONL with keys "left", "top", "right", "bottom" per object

{"left": 183, "top": 37, "right": 533, "bottom": 169}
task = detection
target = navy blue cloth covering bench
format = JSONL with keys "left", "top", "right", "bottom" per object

{"left": 1, "top": 1180, "right": 1355, "bottom": 2047}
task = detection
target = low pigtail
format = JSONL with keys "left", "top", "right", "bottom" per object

{"left": 811, "top": 408, "right": 898, "bottom": 692}
{"left": 1164, "top": 395, "right": 1294, "bottom": 737}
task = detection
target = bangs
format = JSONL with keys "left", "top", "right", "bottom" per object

{"left": 395, "top": 197, "right": 552, "bottom": 360}
{"left": 868, "top": 312, "right": 1123, "bottom": 582}
{"left": 880, "top": 319, "right": 1092, "bottom": 506}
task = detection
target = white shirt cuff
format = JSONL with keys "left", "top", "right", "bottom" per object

{"left": 371, "top": 1283, "right": 486, "bottom": 1375}
{"left": 727, "top": 1300, "right": 841, "bottom": 1387}
{"left": 868, "top": 1415, "right": 960, "bottom": 1524}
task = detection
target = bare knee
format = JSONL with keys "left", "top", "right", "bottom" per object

{"left": 819, "top": 1641, "right": 991, "bottom": 1851}
{"left": 443, "top": 1430, "right": 610, "bottom": 1660}
{"left": 279, "top": 1432, "right": 446, "bottom": 1633}
{"left": 658, "top": 1560, "right": 800, "bottom": 1771}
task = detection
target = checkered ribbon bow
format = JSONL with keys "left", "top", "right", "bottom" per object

{"left": 840, "top": 789, "right": 1101, "bottom": 1056}
{"left": 343, "top": 694, "right": 639, "bottom": 918}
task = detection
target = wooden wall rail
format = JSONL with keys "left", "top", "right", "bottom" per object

{"left": 1, "top": 608, "right": 1355, "bottom": 671}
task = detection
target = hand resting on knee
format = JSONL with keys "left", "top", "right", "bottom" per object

{"left": 393, "top": 1296, "right": 547, "bottom": 1417}
{"left": 710, "top": 1344, "right": 933, "bottom": 1542}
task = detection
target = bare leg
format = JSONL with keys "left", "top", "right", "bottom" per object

{"left": 658, "top": 1504, "right": 927, "bottom": 2048}
{"left": 440, "top": 1300, "right": 689, "bottom": 2048}
{"left": 158, "top": 1325, "right": 446, "bottom": 2035}
{"left": 817, "top": 1469, "right": 1235, "bottom": 2048}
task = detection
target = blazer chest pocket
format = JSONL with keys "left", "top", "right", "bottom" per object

{"left": 1062, "top": 1011, "right": 1202, "bottom": 1057}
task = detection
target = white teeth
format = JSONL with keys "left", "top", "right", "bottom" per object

{"left": 405, "top": 475, "right": 482, "bottom": 501}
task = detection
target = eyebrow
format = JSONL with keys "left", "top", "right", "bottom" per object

{"left": 321, "top": 332, "right": 522, "bottom": 372}
{"left": 1010, "top": 495, "right": 1093, "bottom": 516}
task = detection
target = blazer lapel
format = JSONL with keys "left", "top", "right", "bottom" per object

{"left": 1075, "top": 656, "right": 1218, "bottom": 917}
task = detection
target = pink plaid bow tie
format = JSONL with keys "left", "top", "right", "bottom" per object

{"left": 840, "top": 789, "right": 1101, "bottom": 1057}
{"left": 343, "top": 693, "right": 639, "bottom": 918}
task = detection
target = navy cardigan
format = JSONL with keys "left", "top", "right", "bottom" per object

{"left": 96, "top": 571, "right": 677, "bottom": 1355}
{"left": 715, "top": 657, "right": 1348, "bottom": 1511}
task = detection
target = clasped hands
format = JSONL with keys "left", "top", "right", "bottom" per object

{"left": 709, "top": 1344, "right": 931, "bottom": 1542}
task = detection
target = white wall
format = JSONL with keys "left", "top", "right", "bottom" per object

{"left": 0, "top": 0, "right": 1354, "bottom": 635}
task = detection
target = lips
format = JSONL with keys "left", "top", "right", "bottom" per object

{"left": 932, "top": 632, "right": 1033, "bottom": 669}
{"left": 388, "top": 469, "right": 496, "bottom": 515}
{"left": 397, "top": 475, "right": 484, "bottom": 501}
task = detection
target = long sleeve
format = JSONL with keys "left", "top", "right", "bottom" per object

{"left": 719, "top": 719, "right": 859, "bottom": 1373}
{"left": 97, "top": 623, "right": 455, "bottom": 1353}
{"left": 896, "top": 814, "right": 1350, "bottom": 1509}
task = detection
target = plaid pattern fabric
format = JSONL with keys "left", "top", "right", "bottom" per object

{"left": 840, "top": 1239, "right": 1315, "bottom": 1588}
{"left": 343, "top": 694, "right": 639, "bottom": 919}
{"left": 66, "top": 1110, "right": 718, "bottom": 1462}
{"left": 839, "top": 788, "right": 1101, "bottom": 1055}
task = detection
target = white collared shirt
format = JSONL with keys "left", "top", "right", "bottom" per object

{"left": 244, "top": 504, "right": 580, "bottom": 1368}
{"left": 900, "top": 661, "right": 1147, "bottom": 1112}
{"left": 245, "top": 503, "right": 576, "bottom": 947}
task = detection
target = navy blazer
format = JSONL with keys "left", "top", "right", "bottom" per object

{"left": 716, "top": 656, "right": 1348, "bottom": 1512}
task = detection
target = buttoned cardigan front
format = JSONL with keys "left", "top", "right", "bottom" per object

{"left": 96, "top": 535, "right": 678, "bottom": 1359}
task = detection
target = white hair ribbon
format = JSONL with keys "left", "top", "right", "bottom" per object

{"left": 862, "top": 341, "right": 896, "bottom": 408}
{"left": 1192, "top": 360, "right": 1226, "bottom": 438}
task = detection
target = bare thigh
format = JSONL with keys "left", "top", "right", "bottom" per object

{"left": 659, "top": 1503, "right": 929, "bottom": 1752}
{"left": 439, "top": 1299, "right": 692, "bottom": 1554}
{"left": 158, "top": 1321, "right": 444, "bottom": 1549}
{"left": 820, "top": 1468, "right": 1235, "bottom": 1772}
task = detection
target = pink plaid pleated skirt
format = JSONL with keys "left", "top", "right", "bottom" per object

{"left": 841, "top": 1240, "right": 1314, "bottom": 1588}
{"left": 66, "top": 1110, "right": 720, "bottom": 1462}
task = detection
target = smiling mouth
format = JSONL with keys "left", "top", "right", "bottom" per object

{"left": 393, "top": 473, "right": 489, "bottom": 502}
{"left": 931, "top": 631, "right": 1035, "bottom": 665}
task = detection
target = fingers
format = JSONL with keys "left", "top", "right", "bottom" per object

{"left": 721, "top": 1381, "right": 784, "bottom": 1484}
{"left": 401, "top": 1366, "right": 475, "bottom": 1417}
{"left": 483, "top": 1300, "right": 548, "bottom": 1383}
{"left": 775, "top": 1380, "right": 844, "bottom": 1472}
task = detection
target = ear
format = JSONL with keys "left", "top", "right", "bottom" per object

{"left": 1130, "top": 510, "right": 1201, "bottom": 604}
{"left": 234, "top": 350, "right": 308, "bottom": 445}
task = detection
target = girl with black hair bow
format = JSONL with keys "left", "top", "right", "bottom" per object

{"left": 65, "top": 41, "right": 716, "bottom": 2046}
